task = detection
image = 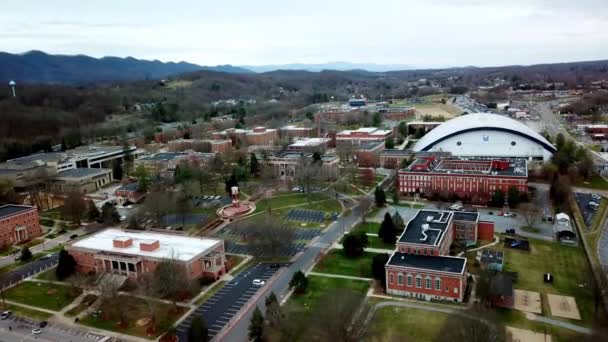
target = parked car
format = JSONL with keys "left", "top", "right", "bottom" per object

{"left": 269, "top": 263, "right": 281, "bottom": 269}
{"left": 1, "top": 311, "right": 12, "bottom": 320}
{"left": 70, "top": 234, "right": 78, "bottom": 239}
{"left": 506, "top": 228, "right": 516, "bottom": 235}
{"left": 252, "top": 279, "right": 266, "bottom": 286}
{"left": 39, "top": 321, "right": 48, "bottom": 328}
{"left": 32, "top": 328, "right": 42, "bottom": 335}
{"left": 41, "top": 254, "right": 53, "bottom": 260}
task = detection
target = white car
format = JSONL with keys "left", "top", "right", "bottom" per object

{"left": 503, "top": 212, "right": 514, "bottom": 217}
{"left": 252, "top": 279, "right": 265, "bottom": 286}
{"left": 32, "top": 328, "right": 41, "bottom": 335}
{"left": 120, "top": 215, "right": 127, "bottom": 221}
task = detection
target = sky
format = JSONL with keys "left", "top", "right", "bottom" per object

{"left": 1, "top": 0, "right": 608, "bottom": 68}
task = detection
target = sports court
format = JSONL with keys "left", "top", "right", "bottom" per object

{"left": 547, "top": 294, "right": 581, "bottom": 320}
{"left": 506, "top": 326, "right": 552, "bottom": 342}
{"left": 512, "top": 289, "right": 542, "bottom": 314}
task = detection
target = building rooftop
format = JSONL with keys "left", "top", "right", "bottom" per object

{"left": 0, "top": 205, "right": 35, "bottom": 218}
{"left": 387, "top": 252, "right": 466, "bottom": 274}
{"left": 453, "top": 212, "right": 479, "bottom": 222}
{"left": 404, "top": 157, "right": 528, "bottom": 178}
{"left": 381, "top": 149, "right": 413, "bottom": 156}
{"left": 338, "top": 127, "right": 392, "bottom": 136}
{"left": 289, "top": 138, "right": 330, "bottom": 148}
{"left": 70, "top": 228, "right": 222, "bottom": 261}
{"left": 355, "top": 141, "right": 384, "bottom": 151}
{"left": 55, "top": 168, "right": 111, "bottom": 179}
{"left": 281, "top": 125, "right": 313, "bottom": 131}
{"left": 398, "top": 210, "right": 453, "bottom": 246}
{"left": 117, "top": 182, "right": 140, "bottom": 192}
{"left": 139, "top": 152, "right": 187, "bottom": 161}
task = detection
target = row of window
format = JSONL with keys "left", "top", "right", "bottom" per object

{"left": 389, "top": 273, "right": 458, "bottom": 294}
{"left": 456, "top": 141, "right": 517, "bottom": 146}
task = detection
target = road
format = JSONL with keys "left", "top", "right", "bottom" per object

{"left": 0, "top": 225, "right": 96, "bottom": 269}
{"left": 218, "top": 196, "right": 368, "bottom": 342}
{"left": 0, "top": 314, "right": 108, "bottom": 342}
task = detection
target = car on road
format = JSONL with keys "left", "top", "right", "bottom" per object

{"left": 39, "top": 321, "right": 48, "bottom": 328}
{"left": 252, "top": 279, "right": 265, "bottom": 286}
{"left": 70, "top": 234, "right": 79, "bottom": 239}
{"left": 504, "top": 212, "right": 516, "bottom": 217}
{"left": 41, "top": 254, "right": 53, "bottom": 260}
{"left": 1, "top": 311, "right": 12, "bottom": 320}
{"left": 269, "top": 263, "right": 281, "bottom": 269}
{"left": 120, "top": 215, "right": 127, "bottom": 221}
{"left": 32, "top": 328, "right": 42, "bottom": 335}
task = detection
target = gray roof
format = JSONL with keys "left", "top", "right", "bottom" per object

{"left": 117, "top": 182, "right": 139, "bottom": 192}
{"left": 0, "top": 205, "right": 34, "bottom": 218}
{"left": 140, "top": 152, "right": 186, "bottom": 161}
{"left": 453, "top": 212, "right": 479, "bottom": 222}
{"left": 480, "top": 249, "right": 504, "bottom": 265}
{"left": 398, "top": 210, "right": 453, "bottom": 246}
{"left": 56, "top": 168, "right": 111, "bottom": 179}
{"left": 387, "top": 252, "right": 466, "bottom": 274}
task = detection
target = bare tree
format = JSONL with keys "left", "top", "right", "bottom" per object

{"left": 235, "top": 217, "right": 295, "bottom": 258}
{"left": 354, "top": 197, "right": 373, "bottom": 223}
{"left": 306, "top": 289, "right": 365, "bottom": 342}
{"left": 61, "top": 190, "right": 87, "bottom": 224}
{"left": 146, "top": 258, "right": 196, "bottom": 305}
{"left": 143, "top": 190, "right": 175, "bottom": 227}
{"left": 434, "top": 307, "right": 505, "bottom": 342}
{"left": 520, "top": 202, "right": 541, "bottom": 228}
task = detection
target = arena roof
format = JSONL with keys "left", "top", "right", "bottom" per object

{"left": 414, "top": 113, "right": 556, "bottom": 153}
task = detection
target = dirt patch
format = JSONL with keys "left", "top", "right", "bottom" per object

{"left": 547, "top": 294, "right": 581, "bottom": 320}
{"left": 513, "top": 289, "right": 542, "bottom": 314}
{"left": 46, "top": 289, "right": 58, "bottom": 295}
{"left": 506, "top": 326, "right": 552, "bottom": 342}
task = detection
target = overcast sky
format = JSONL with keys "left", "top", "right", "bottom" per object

{"left": 2, "top": 0, "right": 607, "bottom": 68}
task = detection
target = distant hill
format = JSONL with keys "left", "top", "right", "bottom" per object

{"left": 0, "top": 51, "right": 252, "bottom": 85}
{"left": 243, "top": 61, "right": 416, "bottom": 73}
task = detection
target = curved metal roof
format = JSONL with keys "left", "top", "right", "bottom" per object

{"left": 414, "top": 113, "right": 556, "bottom": 153}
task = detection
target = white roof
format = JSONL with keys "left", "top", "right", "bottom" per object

{"left": 71, "top": 228, "right": 222, "bottom": 261}
{"left": 555, "top": 213, "right": 570, "bottom": 221}
{"left": 414, "top": 113, "right": 555, "bottom": 152}
{"left": 289, "top": 138, "right": 330, "bottom": 147}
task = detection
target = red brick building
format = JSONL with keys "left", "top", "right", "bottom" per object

{"left": 280, "top": 125, "right": 314, "bottom": 141}
{"left": 382, "top": 108, "right": 416, "bottom": 121}
{"left": 66, "top": 228, "right": 227, "bottom": 280}
{"left": 336, "top": 127, "right": 392, "bottom": 146}
{"left": 212, "top": 127, "right": 278, "bottom": 146}
{"left": 386, "top": 209, "right": 494, "bottom": 302}
{"left": 398, "top": 157, "right": 528, "bottom": 202}
{"left": 354, "top": 142, "right": 385, "bottom": 167}
{"left": 0, "top": 205, "right": 42, "bottom": 246}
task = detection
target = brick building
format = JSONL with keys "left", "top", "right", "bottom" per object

{"left": 336, "top": 127, "right": 392, "bottom": 146}
{"left": 385, "top": 209, "right": 495, "bottom": 302}
{"left": 52, "top": 168, "right": 114, "bottom": 193}
{"left": 382, "top": 108, "right": 416, "bottom": 121}
{"left": 287, "top": 138, "right": 331, "bottom": 153}
{"left": 354, "top": 142, "right": 385, "bottom": 167}
{"left": 212, "top": 126, "right": 278, "bottom": 146}
{"left": 167, "top": 139, "right": 232, "bottom": 154}
{"left": 267, "top": 152, "right": 339, "bottom": 180}
{"left": 398, "top": 157, "right": 528, "bottom": 202}
{"left": 280, "top": 125, "right": 314, "bottom": 141}
{"left": 379, "top": 149, "right": 414, "bottom": 169}
{"left": 0, "top": 205, "right": 42, "bottom": 246}
{"left": 66, "top": 228, "right": 226, "bottom": 280}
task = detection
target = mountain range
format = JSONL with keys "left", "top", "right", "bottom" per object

{"left": 0, "top": 51, "right": 251, "bottom": 85}
{"left": 241, "top": 62, "right": 416, "bottom": 73}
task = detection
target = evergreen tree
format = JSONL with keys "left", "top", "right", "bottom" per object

{"left": 312, "top": 151, "right": 322, "bottom": 164}
{"left": 371, "top": 253, "right": 390, "bottom": 289}
{"left": 55, "top": 249, "right": 76, "bottom": 280}
{"left": 289, "top": 270, "right": 309, "bottom": 294}
{"left": 188, "top": 317, "right": 208, "bottom": 342}
{"left": 133, "top": 164, "right": 151, "bottom": 192}
{"left": 86, "top": 200, "right": 101, "bottom": 222}
{"left": 342, "top": 231, "right": 368, "bottom": 258}
{"left": 507, "top": 186, "right": 520, "bottom": 207}
{"left": 250, "top": 153, "right": 259, "bottom": 176}
{"left": 392, "top": 212, "right": 405, "bottom": 232}
{"left": 378, "top": 213, "right": 396, "bottom": 244}
{"left": 224, "top": 174, "right": 239, "bottom": 195}
{"left": 112, "top": 160, "right": 123, "bottom": 181}
{"left": 374, "top": 187, "right": 387, "bottom": 207}
{"left": 248, "top": 306, "right": 264, "bottom": 342}
{"left": 385, "top": 136, "right": 395, "bottom": 149}
{"left": 265, "top": 292, "right": 282, "bottom": 327}
{"left": 20, "top": 247, "right": 32, "bottom": 262}
{"left": 101, "top": 202, "right": 120, "bottom": 225}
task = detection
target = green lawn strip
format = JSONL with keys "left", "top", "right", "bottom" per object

{"left": 286, "top": 275, "right": 370, "bottom": 339}
{"left": 80, "top": 296, "right": 185, "bottom": 338}
{"left": 195, "top": 280, "right": 227, "bottom": 306}
{"left": 0, "top": 303, "right": 53, "bottom": 321}
{"left": 0, "top": 246, "right": 19, "bottom": 257}
{"left": 364, "top": 306, "right": 447, "bottom": 342}
{"left": 520, "top": 226, "right": 541, "bottom": 233}
{"left": 298, "top": 199, "right": 342, "bottom": 214}
{"left": 575, "top": 174, "right": 608, "bottom": 190}
{"left": 254, "top": 192, "right": 330, "bottom": 214}
{"left": 312, "top": 250, "right": 378, "bottom": 278}
{"left": 353, "top": 222, "right": 380, "bottom": 234}
{"left": 65, "top": 294, "right": 98, "bottom": 317}
{"left": 466, "top": 236, "right": 604, "bottom": 327}
{"left": 367, "top": 236, "right": 395, "bottom": 250}
{"left": 4, "top": 281, "right": 81, "bottom": 311}
{"left": 228, "top": 258, "right": 256, "bottom": 276}
{"left": 41, "top": 207, "right": 63, "bottom": 220}
{"left": 35, "top": 267, "right": 59, "bottom": 281}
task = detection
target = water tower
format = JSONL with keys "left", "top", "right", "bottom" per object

{"left": 9, "top": 80, "right": 16, "bottom": 97}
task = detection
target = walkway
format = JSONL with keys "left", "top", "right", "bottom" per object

{"left": 331, "top": 243, "right": 394, "bottom": 254}
{"left": 308, "top": 272, "right": 372, "bottom": 281}
{"left": 456, "top": 235, "right": 500, "bottom": 257}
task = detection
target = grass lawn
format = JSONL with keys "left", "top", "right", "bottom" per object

{"left": 41, "top": 207, "right": 62, "bottom": 220}
{"left": 466, "top": 236, "right": 604, "bottom": 326}
{"left": 313, "top": 250, "right": 378, "bottom": 278}
{"left": 353, "top": 222, "right": 380, "bottom": 235}
{"left": 0, "top": 303, "right": 53, "bottom": 321}
{"left": 367, "top": 236, "right": 395, "bottom": 250}
{"left": 297, "top": 199, "right": 342, "bottom": 214}
{"left": 195, "top": 280, "right": 227, "bottom": 306}
{"left": 35, "top": 267, "right": 59, "bottom": 281}
{"left": 495, "top": 308, "right": 587, "bottom": 342}
{"left": 254, "top": 192, "right": 330, "bottom": 213}
{"left": 575, "top": 174, "right": 608, "bottom": 190}
{"left": 4, "top": 281, "right": 81, "bottom": 311}
{"left": 520, "top": 226, "right": 541, "bottom": 233}
{"left": 364, "top": 306, "right": 447, "bottom": 341}
{"left": 80, "top": 296, "right": 185, "bottom": 338}
{"left": 0, "top": 245, "right": 19, "bottom": 257}
{"left": 65, "top": 294, "right": 98, "bottom": 317}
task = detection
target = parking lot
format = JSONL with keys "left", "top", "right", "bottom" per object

{"left": 287, "top": 209, "right": 324, "bottom": 223}
{"left": 0, "top": 314, "right": 107, "bottom": 342}
{"left": 225, "top": 241, "right": 307, "bottom": 256}
{"left": 574, "top": 192, "right": 601, "bottom": 227}
{"left": 177, "top": 263, "right": 279, "bottom": 340}
{"left": 0, "top": 253, "right": 59, "bottom": 289}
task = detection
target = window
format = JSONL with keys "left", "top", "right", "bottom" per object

{"left": 511, "top": 141, "right": 516, "bottom": 146}
{"left": 128, "top": 263, "right": 135, "bottom": 272}
{"left": 416, "top": 276, "right": 422, "bottom": 288}
{"left": 435, "top": 278, "right": 441, "bottom": 290}
{"left": 389, "top": 274, "right": 394, "bottom": 284}
{"left": 454, "top": 287, "right": 458, "bottom": 294}
{"left": 398, "top": 274, "right": 403, "bottom": 285}
{"left": 456, "top": 141, "right": 462, "bottom": 146}
{"left": 407, "top": 274, "right": 413, "bottom": 287}
{"left": 425, "top": 278, "right": 432, "bottom": 289}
